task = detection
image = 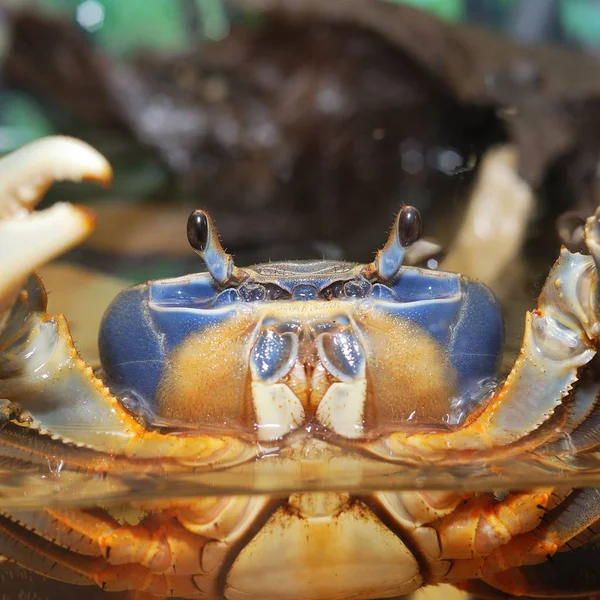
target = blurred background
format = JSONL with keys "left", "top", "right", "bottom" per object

{"left": 2, "top": 0, "right": 600, "bottom": 362}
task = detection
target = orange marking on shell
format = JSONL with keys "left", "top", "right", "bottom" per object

{"left": 355, "top": 307, "right": 459, "bottom": 428}
{"left": 156, "top": 309, "right": 258, "bottom": 428}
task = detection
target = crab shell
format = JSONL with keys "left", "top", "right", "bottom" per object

{"left": 98, "top": 257, "right": 503, "bottom": 442}
{"left": 4, "top": 137, "right": 600, "bottom": 600}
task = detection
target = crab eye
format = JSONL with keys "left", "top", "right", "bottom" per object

{"left": 185, "top": 209, "right": 245, "bottom": 286}
{"left": 187, "top": 210, "right": 209, "bottom": 252}
{"left": 398, "top": 206, "right": 422, "bottom": 247}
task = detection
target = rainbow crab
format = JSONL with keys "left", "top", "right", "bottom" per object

{"left": 2, "top": 137, "right": 600, "bottom": 600}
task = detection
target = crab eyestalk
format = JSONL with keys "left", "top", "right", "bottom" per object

{"left": 363, "top": 206, "right": 423, "bottom": 281}
{"left": 187, "top": 209, "right": 247, "bottom": 286}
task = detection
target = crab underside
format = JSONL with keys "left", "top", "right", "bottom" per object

{"left": 2, "top": 137, "right": 600, "bottom": 599}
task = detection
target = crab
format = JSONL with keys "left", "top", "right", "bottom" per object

{"left": 2, "top": 137, "right": 600, "bottom": 600}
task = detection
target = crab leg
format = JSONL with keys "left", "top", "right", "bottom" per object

{"left": 0, "top": 514, "right": 98, "bottom": 586}
{"left": 0, "top": 509, "right": 202, "bottom": 596}
{"left": 0, "top": 495, "right": 272, "bottom": 598}
{"left": 0, "top": 562, "right": 128, "bottom": 600}
{"left": 0, "top": 513, "right": 203, "bottom": 597}
{"left": 480, "top": 537, "right": 600, "bottom": 598}
{"left": 445, "top": 487, "right": 600, "bottom": 592}
{"left": 539, "top": 378, "right": 600, "bottom": 454}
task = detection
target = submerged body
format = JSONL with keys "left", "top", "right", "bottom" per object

{"left": 1, "top": 137, "right": 600, "bottom": 599}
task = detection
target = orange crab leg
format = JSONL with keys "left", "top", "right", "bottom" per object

{"left": 436, "top": 488, "right": 554, "bottom": 563}
{"left": 0, "top": 495, "right": 274, "bottom": 598}
{"left": 482, "top": 537, "right": 600, "bottom": 598}
{"left": 445, "top": 487, "right": 600, "bottom": 594}
{"left": 0, "top": 509, "right": 214, "bottom": 597}
{"left": 434, "top": 489, "right": 563, "bottom": 585}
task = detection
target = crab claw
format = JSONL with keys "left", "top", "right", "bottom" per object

{"left": 0, "top": 136, "right": 111, "bottom": 321}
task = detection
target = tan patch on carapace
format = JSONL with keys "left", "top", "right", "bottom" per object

{"left": 156, "top": 309, "right": 259, "bottom": 428}
{"left": 156, "top": 299, "right": 458, "bottom": 436}
{"left": 355, "top": 307, "right": 458, "bottom": 429}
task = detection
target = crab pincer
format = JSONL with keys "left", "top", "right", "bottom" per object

{"left": 0, "top": 136, "right": 110, "bottom": 324}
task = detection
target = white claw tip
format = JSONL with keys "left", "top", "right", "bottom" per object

{"left": 0, "top": 135, "right": 112, "bottom": 219}
{"left": 0, "top": 136, "right": 110, "bottom": 318}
